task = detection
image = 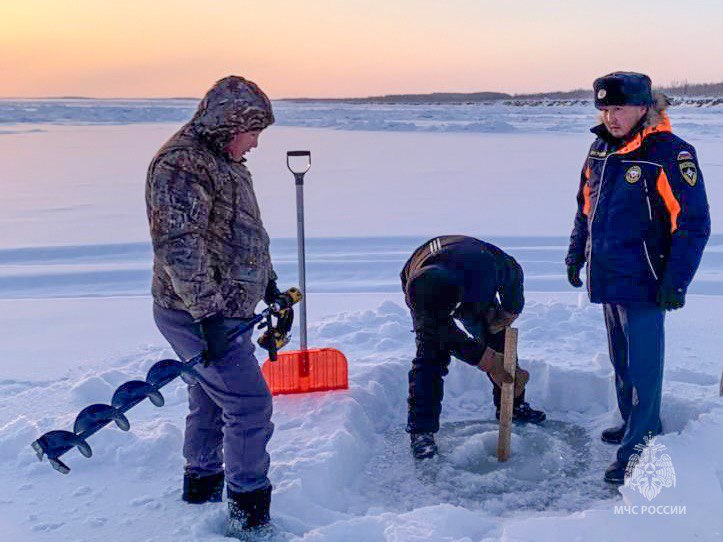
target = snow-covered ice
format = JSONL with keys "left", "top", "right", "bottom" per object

{"left": 0, "top": 102, "right": 721, "bottom": 541}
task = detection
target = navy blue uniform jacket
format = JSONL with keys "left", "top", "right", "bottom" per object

{"left": 566, "top": 114, "right": 711, "bottom": 304}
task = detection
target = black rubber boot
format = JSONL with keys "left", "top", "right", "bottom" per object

{"left": 601, "top": 424, "right": 626, "bottom": 445}
{"left": 604, "top": 460, "right": 628, "bottom": 484}
{"left": 226, "top": 485, "right": 272, "bottom": 536}
{"left": 496, "top": 402, "right": 546, "bottom": 424}
{"left": 410, "top": 432, "right": 438, "bottom": 460}
{"left": 182, "top": 472, "right": 224, "bottom": 504}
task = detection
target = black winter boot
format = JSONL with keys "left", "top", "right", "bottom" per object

{"left": 601, "top": 424, "right": 626, "bottom": 444}
{"left": 604, "top": 460, "right": 628, "bottom": 484}
{"left": 410, "top": 432, "right": 438, "bottom": 460}
{"left": 496, "top": 402, "right": 546, "bottom": 424}
{"left": 182, "top": 472, "right": 224, "bottom": 504}
{"left": 226, "top": 485, "right": 272, "bottom": 536}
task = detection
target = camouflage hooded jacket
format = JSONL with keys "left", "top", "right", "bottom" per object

{"left": 146, "top": 76, "right": 276, "bottom": 320}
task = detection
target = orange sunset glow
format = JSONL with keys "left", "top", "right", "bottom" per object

{"left": 2, "top": 0, "right": 723, "bottom": 98}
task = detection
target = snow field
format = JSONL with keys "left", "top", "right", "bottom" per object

{"left": 2, "top": 295, "right": 720, "bottom": 541}
{"left": 1, "top": 105, "right": 721, "bottom": 540}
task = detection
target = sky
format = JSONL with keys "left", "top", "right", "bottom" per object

{"left": 2, "top": 0, "right": 722, "bottom": 99}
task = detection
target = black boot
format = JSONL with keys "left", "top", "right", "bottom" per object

{"left": 226, "top": 485, "right": 272, "bottom": 536}
{"left": 496, "top": 402, "right": 546, "bottom": 424}
{"left": 601, "top": 424, "right": 626, "bottom": 444}
{"left": 604, "top": 460, "right": 628, "bottom": 484}
{"left": 182, "top": 472, "right": 224, "bottom": 504}
{"left": 410, "top": 432, "right": 438, "bottom": 460}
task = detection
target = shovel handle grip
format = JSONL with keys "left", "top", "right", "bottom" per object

{"left": 287, "top": 150, "right": 311, "bottom": 178}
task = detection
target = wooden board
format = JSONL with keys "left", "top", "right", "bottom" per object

{"left": 497, "top": 327, "right": 518, "bottom": 462}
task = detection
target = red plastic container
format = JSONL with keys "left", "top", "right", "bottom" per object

{"left": 261, "top": 348, "right": 348, "bottom": 395}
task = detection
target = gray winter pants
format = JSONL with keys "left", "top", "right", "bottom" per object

{"left": 153, "top": 304, "right": 273, "bottom": 493}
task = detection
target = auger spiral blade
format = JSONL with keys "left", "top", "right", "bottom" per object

{"left": 31, "top": 430, "right": 93, "bottom": 474}
{"left": 111, "top": 380, "right": 164, "bottom": 410}
{"left": 146, "top": 359, "right": 198, "bottom": 388}
{"left": 74, "top": 404, "right": 130, "bottom": 435}
{"left": 30, "top": 312, "right": 275, "bottom": 474}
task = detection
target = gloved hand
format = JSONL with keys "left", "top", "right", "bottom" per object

{"left": 264, "top": 279, "right": 282, "bottom": 306}
{"left": 485, "top": 307, "right": 519, "bottom": 335}
{"left": 567, "top": 262, "right": 584, "bottom": 288}
{"left": 657, "top": 285, "right": 685, "bottom": 311}
{"left": 514, "top": 367, "right": 529, "bottom": 398}
{"left": 477, "top": 347, "right": 513, "bottom": 387}
{"left": 200, "top": 312, "right": 229, "bottom": 363}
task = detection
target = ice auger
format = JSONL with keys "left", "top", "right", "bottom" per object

{"left": 31, "top": 287, "right": 302, "bottom": 475}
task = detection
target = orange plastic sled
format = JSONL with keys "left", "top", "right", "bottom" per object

{"left": 261, "top": 348, "right": 348, "bottom": 395}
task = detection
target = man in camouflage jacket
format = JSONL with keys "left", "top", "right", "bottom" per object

{"left": 146, "top": 76, "right": 280, "bottom": 533}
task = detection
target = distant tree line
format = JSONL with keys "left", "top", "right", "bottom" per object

{"left": 284, "top": 81, "right": 723, "bottom": 103}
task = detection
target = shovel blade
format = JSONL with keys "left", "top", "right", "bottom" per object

{"left": 262, "top": 348, "right": 348, "bottom": 395}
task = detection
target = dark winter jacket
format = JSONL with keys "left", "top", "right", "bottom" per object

{"left": 146, "top": 76, "right": 276, "bottom": 320}
{"left": 401, "top": 235, "right": 524, "bottom": 365}
{"left": 566, "top": 109, "right": 710, "bottom": 304}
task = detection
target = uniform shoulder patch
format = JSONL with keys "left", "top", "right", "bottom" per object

{"left": 625, "top": 165, "right": 642, "bottom": 184}
{"left": 679, "top": 161, "right": 698, "bottom": 186}
{"left": 677, "top": 150, "right": 694, "bottom": 162}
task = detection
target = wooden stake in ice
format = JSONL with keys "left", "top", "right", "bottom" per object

{"left": 497, "top": 327, "right": 518, "bottom": 462}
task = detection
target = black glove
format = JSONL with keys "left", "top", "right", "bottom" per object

{"left": 657, "top": 285, "right": 685, "bottom": 311}
{"left": 200, "top": 312, "right": 229, "bottom": 363}
{"left": 566, "top": 262, "right": 584, "bottom": 288}
{"left": 264, "top": 279, "right": 282, "bottom": 306}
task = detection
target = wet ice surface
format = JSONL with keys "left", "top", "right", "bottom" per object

{"left": 358, "top": 419, "right": 618, "bottom": 517}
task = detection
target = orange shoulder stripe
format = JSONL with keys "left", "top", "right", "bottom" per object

{"left": 581, "top": 165, "right": 592, "bottom": 216}
{"left": 656, "top": 169, "right": 681, "bottom": 233}
{"left": 582, "top": 183, "right": 591, "bottom": 216}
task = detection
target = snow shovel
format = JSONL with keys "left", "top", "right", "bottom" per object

{"left": 261, "top": 151, "right": 348, "bottom": 395}
{"left": 497, "top": 327, "right": 518, "bottom": 461}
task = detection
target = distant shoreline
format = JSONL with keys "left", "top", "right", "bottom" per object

{"left": 2, "top": 80, "right": 722, "bottom": 103}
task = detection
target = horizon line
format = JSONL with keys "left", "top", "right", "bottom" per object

{"left": 2, "top": 78, "right": 722, "bottom": 102}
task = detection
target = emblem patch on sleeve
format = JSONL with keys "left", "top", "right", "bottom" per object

{"left": 625, "top": 165, "right": 642, "bottom": 184}
{"left": 679, "top": 161, "right": 698, "bottom": 186}
{"left": 677, "top": 150, "right": 693, "bottom": 162}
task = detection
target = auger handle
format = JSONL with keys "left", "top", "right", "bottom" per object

{"left": 214, "top": 288, "right": 303, "bottom": 347}
{"left": 225, "top": 313, "right": 264, "bottom": 344}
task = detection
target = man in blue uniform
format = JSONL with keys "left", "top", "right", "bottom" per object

{"left": 565, "top": 72, "right": 710, "bottom": 483}
{"left": 401, "top": 235, "right": 546, "bottom": 459}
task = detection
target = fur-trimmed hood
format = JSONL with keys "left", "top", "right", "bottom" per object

{"left": 643, "top": 91, "right": 670, "bottom": 127}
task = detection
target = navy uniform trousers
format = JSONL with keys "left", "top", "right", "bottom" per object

{"left": 604, "top": 302, "right": 665, "bottom": 463}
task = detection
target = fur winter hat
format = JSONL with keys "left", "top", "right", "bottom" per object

{"left": 593, "top": 72, "right": 653, "bottom": 109}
